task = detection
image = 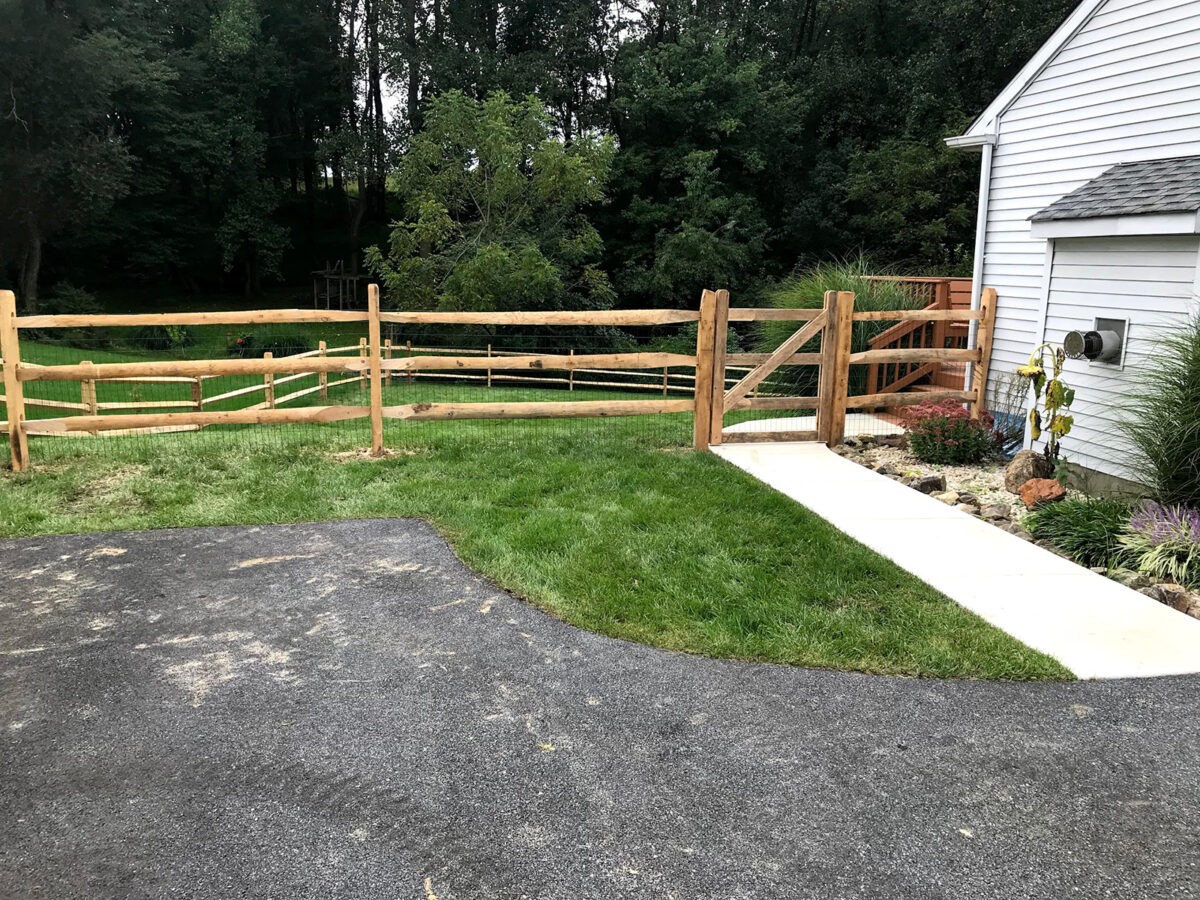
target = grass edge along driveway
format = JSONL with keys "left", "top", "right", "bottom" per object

{"left": 0, "top": 418, "right": 1071, "bottom": 681}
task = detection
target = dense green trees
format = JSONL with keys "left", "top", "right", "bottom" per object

{"left": 0, "top": 0, "right": 1076, "bottom": 310}
{"left": 366, "top": 91, "right": 614, "bottom": 312}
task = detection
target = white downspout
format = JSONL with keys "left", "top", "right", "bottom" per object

{"left": 964, "top": 135, "right": 995, "bottom": 392}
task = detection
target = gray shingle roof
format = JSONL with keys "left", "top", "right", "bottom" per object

{"left": 1030, "top": 156, "right": 1200, "bottom": 222}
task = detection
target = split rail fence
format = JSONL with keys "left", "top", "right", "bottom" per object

{"left": 0, "top": 286, "right": 996, "bottom": 471}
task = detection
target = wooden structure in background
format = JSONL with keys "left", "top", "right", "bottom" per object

{"left": 311, "top": 259, "right": 370, "bottom": 310}
{"left": 863, "top": 276, "right": 974, "bottom": 400}
{"left": 0, "top": 285, "right": 997, "bottom": 470}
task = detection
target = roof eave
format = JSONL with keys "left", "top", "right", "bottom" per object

{"left": 1030, "top": 211, "right": 1200, "bottom": 239}
{"left": 951, "top": 0, "right": 1109, "bottom": 143}
{"left": 944, "top": 132, "right": 996, "bottom": 151}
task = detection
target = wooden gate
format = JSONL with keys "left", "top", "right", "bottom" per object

{"left": 693, "top": 288, "right": 995, "bottom": 450}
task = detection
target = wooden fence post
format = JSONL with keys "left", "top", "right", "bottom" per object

{"left": 384, "top": 338, "right": 393, "bottom": 387}
{"left": 487, "top": 343, "right": 493, "bottom": 388}
{"left": 816, "top": 291, "right": 838, "bottom": 445}
{"left": 969, "top": 287, "right": 997, "bottom": 419}
{"left": 81, "top": 361, "right": 99, "bottom": 435}
{"left": 318, "top": 341, "right": 328, "bottom": 399}
{"left": 0, "top": 290, "right": 29, "bottom": 471}
{"left": 263, "top": 352, "right": 275, "bottom": 408}
{"left": 707, "top": 289, "right": 731, "bottom": 446}
{"left": 367, "top": 283, "right": 384, "bottom": 456}
{"left": 568, "top": 348, "right": 574, "bottom": 391}
{"left": 358, "top": 338, "right": 368, "bottom": 389}
{"left": 692, "top": 289, "right": 718, "bottom": 451}
{"left": 191, "top": 376, "right": 204, "bottom": 411}
{"left": 827, "top": 291, "right": 856, "bottom": 446}
{"left": 405, "top": 340, "right": 412, "bottom": 385}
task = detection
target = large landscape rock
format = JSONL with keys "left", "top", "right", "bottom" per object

{"left": 1019, "top": 478, "right": 1066, "bottom": 510}
{"left": 906, "top": 473, "right": 947, "bottom": 494}
{"left": 981, "top": 503, "right": 1011, "bottom": 521}
{"left": 1004, "top": 449, "right": 1053, "bottom": 493}
{"left": 1111, "top": 568, "right": 1151, "bottom": 590}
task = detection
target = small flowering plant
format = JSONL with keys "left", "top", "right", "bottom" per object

{"left": 1121, "top": 501, "right": 1200, "bottom": 587}
{"left": 902, "top": 399, "right": 997, "bottom": 465}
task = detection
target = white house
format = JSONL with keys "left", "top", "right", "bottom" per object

{"left": 947, "top": 0, "right": 1200, "bottom": 486}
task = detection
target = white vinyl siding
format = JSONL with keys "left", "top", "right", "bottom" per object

{"left": 977, "top": 0, "right": 1200, "bottom": 479}
{"left": 1034, "top": 235, "right": 1199, "bottom": 481}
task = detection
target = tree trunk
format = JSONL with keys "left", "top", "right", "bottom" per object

{"left": 18, "top": 220, "right": 41, "bottom": 314}
{"left": 365, "top": 0, "right": 386, "bottom": 219}
{"left": 405, "top": 0, "right": 421, "bottom": 132}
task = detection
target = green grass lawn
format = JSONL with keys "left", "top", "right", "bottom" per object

{"left": 0, "top": 385, "right": 1071, "bottom": 681}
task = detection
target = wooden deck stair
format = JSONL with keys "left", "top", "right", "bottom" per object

{"left": 864, "top": 278, "right": 973, "bottom": 403}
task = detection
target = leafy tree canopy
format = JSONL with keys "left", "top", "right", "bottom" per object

{"left": 367, "top": 90, "right": 615, "bottom": 312}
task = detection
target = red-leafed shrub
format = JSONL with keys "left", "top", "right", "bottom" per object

{"left": 902, "top": 399, "right": 996, "bottom": 464}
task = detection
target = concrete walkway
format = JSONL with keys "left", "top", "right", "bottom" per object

{"left": 713, "top": 441, "right": 1200, "bottom": 680}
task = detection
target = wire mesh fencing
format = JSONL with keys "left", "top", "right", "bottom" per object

{"left": 1, "top": 286, "right": 994, "bottom": 471}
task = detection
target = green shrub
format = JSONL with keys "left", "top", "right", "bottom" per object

{"left": 1120, "top": 316, "right": 1200, "bottom": 507}
{"left": 1121, "top": 501, "right": 1200, "bottom": 587}
{"left": 127, "top": 324, "right": 196, "bottom": 352}
{"left": 901, "top": 399, "right": 996, "bottom": 464}
{"left": 1026, "top": 497, "right": 1131, "bottom": 569}
{"left": 754, "top": 258, "right": 925, "bottom": 396}
{"left": 229, "top": 328, "right": 315, "bottom": 358}
{"left": 28, "top": 283, "right": 111, "bottom": 348}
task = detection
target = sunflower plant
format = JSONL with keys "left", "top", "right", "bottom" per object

{"left": 1018, "top": 343, "right": 1075, "bottom": 467}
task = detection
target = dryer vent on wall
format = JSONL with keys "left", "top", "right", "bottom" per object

{"left": 1064, "top": 317, "right": 1127, "bottom": 365}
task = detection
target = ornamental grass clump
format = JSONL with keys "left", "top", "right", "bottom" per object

{"left": 1121, "top": 502, "right": 1200, "bottom": 588}
{"left": 1119, "top": 316, "right": 1200, "bottom": 508}
{"left": 1025, "top": 497, "right": 1131, "bottom": 569}
{"left": 902, "top": 399, "right": 996, "bottom": 465}
{"left": 754, "top": 257, "right": 924, "bottom": 396}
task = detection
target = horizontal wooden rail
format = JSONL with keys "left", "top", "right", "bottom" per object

{"left": 845, "top": 389, "right": 975, "bottom": 409}
{"left": 95, "top": 375, "right": 199, "bottom": 385}
{"left": 23, "top": 398, "right": 693, "bottom": 434}
{"left": 726, "top": 395, "right": 820, "bottom": 411}
{"left": 15, "top": 309, "right": 368, "bottom": 329}
{"left": 378, "top": 309, "right": 699, "bottom": 325}
{"left": 848, "top": 348, "right": 981, "bottom": 365}
{"left": 382, "top": 352, "right": 695, "bottom": 372}
{"left": 722, "top": 430, "right": 819, "bottom": 444}
{"left": 200, "top": 382, "right": 270, "bottom": 405}
{"left": 383, "top": 399, "right": 694, "bottom": 420}
{"left": 21, "top": 356, "right": 362, "bottom": 382}
{"left": 727, "top": 308, "right": 823, "bottom": 322}
{"left": 96, "top": 400, "right": 198, "bottom": 411}
{"left": 725, "top": 352, "right": 821, "bottom": 367}
{"left": 852, "top": 308, "right": 983, "bottom": 322}
{"left": 1, "top": 395, "right": 89, "bottom": 411}
{"left": 24, "top": 405, "right": 371, "bottom": 434}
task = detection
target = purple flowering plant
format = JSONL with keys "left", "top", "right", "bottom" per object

{"left": 1121, "top": 501, "right": 1200, "bottom": 587}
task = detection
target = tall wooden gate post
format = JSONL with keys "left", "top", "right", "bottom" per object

{"left": 817, "top": 290, "right": 856, "bottom": 447}
{"left": 367, "top": 283, "right": 385, "bottom": 456}
{"left": 816, "top": 291, "right": 839, "bottom": 445}
{"left": 692, "top": 289, "right": 719, "bottom": 450}
{"left": 707, "top": 289, "right": 731, "bottom": 446}
{"left": 969, "top": 287, "right": 997, "bottom": 419}
{"left": 0, "top": 290, "right": 29, "bottom": 471}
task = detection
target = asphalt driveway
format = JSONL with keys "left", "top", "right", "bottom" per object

{"left": 1, "top": 519, "right": 1197, "bottom": 899}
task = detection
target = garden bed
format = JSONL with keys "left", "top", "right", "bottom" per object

{"left": 832, "top": 432, "right": 1200, "bottom": 621}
